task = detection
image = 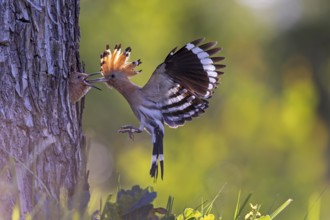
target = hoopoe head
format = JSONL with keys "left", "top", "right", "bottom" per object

{"left": 69, "top": 72, "right": 101, "bottom": 103}
{"left": 95, "top": 44, "right": 142, "bottom": 88}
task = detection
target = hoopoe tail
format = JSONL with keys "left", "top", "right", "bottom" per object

{"left": 150, "top": 126, "right": 164, "bottom": 180}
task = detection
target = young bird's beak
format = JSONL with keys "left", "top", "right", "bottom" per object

{"left": 84, "top": 72, "right": 102, "bottom": 90}
{"left": 85, "top": 76, "right": 109, "bottom": 84}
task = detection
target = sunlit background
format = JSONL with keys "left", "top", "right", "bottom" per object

{"left": 80, "top": 0, "right": 330, "bottom": 219}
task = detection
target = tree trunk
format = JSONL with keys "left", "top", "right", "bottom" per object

{"left": 0, "top": 0, "right": 89, "bottom": 219}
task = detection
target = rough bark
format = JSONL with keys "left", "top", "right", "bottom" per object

{"left": 0, "top": 0, "right": 89, "bottom": 219}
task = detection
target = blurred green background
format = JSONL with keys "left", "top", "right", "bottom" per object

{"left": 79, "top": 0, "right": 330, "bottom": 219}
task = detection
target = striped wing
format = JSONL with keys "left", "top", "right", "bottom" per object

{"left": 161, "top": 83, "right": 209, "bottom": 127}
{"left": 143, "top": 38, "right": 225, "bottom": 128}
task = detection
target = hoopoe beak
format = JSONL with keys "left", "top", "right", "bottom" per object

{"left": 83, "top": 72, "right": 102, "bottom": 90}
{"left": 85, "top": 76, "right": 109, "bottom": 84}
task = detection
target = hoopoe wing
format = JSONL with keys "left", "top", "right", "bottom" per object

{"left": 143, "top": 38, "right": 225, "bottom": 128}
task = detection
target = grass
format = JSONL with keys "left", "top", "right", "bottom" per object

{"left": 8, "top": 184, "right": 294, "bottom": 220}
{"left": 94, "top": 185, "right": 293, "bottom": 220}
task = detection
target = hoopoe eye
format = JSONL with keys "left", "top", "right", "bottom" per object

{"left": 111, "top": 73, "right": 115, "bottom": 79}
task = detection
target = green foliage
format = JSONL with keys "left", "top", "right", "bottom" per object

{"left": 269, "top": 199, "right": 293, "bottom": 219}
{"left": 175, "top": 198, "right": 292, "bottom": 220}
{"left": 91, "top": 185, "right": 291, "bottom": 220}
{"left": 234, "top": 191, "right": 252, "bottom": 220}
{"left": 94, "top": 185, "right": 174, "bottom": 220}
{"left": 306, "top": 192, "right": 322, "bottom": 220}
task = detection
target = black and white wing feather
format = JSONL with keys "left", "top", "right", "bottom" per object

{"left": 144, "top": 38, "right": 225, "bottom": 128}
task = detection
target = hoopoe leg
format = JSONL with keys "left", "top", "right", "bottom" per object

{"left": 117, "top": 125, "right": 142, "bottom": 141}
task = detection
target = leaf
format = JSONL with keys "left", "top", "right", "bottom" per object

{"left": 201, "top": 214, "right": 215, "bottom": 220}
{"left": 236, "top": 193, "right": 252, "bottom": 220}
{"left": 11, "top": 205, "right": 20, "bottom": 220}
{"left": 269, "top": 199, "right": 293, "bottom": 219}
{"left": 178, "top": 208, "right": 202, "bottom": 219}
{"left": 233, "top": 190, "right": 241, "bottom": 220}
{"left": 205, "top": 183, "right": 226, "bottom": 215}
{"left": 166, "top": 196, "right": 174, "bottom": 216}
{"left": 258, "top": 215, "right": 271, "bottom": 220}
{"left": 117, "top": 185, "right": 157, "bottom": 215}
{"left": 305, "top": 192, "right": 321, "bottom": 220}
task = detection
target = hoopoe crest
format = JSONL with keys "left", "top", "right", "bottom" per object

{"left": 100, "top": 44, "right": 141, "bottom": 78}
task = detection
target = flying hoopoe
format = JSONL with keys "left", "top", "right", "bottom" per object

{"left": 88, "top": 38, "right": 225, "bottom": 179}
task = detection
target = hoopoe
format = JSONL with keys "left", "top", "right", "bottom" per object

{"left": 88, "top": 38, "right": 225, "bottom": 179}
{"left": 69, "top": 72, "right": 100, "bottom": 103}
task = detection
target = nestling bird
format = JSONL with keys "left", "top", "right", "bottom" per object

{"left": 88, "top": 38, "right": 225, "bottom": 179}
{"left": 69, "top": 72, "right": 101, "bottom": 103}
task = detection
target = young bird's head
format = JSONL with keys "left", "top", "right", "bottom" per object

{"left": 87, "top": 44, "right": 142, "bottom": 89}
{"left": 69, "top": 72, "right": 101, "bottom": 103}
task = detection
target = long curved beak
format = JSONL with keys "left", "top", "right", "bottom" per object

{"left": 83, "top": 72, "right": 103, "bottom": 90}
{"left": 88, "top": 72, "right": 102, "bottom": 77}
{"left": 85, "top": 76, "right": 109, "bottom": 84}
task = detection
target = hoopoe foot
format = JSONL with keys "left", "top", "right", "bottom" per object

{"left": 117, "top": 125, "right": 142, "bottom": 141}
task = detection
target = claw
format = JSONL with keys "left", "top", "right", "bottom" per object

{"left": 129, "top": 132, "right": 135, "bottom": 141}
{"left": 117, "top": 125, "right": 141, "bottom": 141}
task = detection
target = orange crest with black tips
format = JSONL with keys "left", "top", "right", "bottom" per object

{"left": 100, "top": 44, "right": 142, "bottom": 77}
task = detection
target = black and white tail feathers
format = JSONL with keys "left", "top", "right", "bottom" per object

{"left": 161, "top": 38, "right": 225, "bottom": 128}
{"left": 150, "top": 126, "right": 164, "bottom": 180}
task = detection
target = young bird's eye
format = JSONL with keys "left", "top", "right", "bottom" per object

{"left": 111, "top": 73, "right": 115, "bottom": 78}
